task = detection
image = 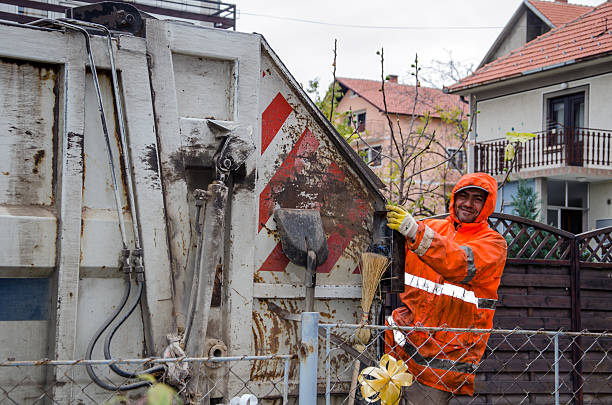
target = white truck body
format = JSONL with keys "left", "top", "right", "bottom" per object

{"left": 0, "top": 15, "right": 386, "bottom": 403}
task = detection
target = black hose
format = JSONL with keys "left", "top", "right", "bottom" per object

{"left": 104, "top": 281, "right": 165, "bottom": 378}
{"left": 85, "top": 276, "right": 152, "bottom": 391}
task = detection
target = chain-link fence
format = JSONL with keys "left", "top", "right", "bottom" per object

{"left": 2, "top": 321, "right": 610, "bottom": 404}
{"left": 320, "top": 322, "right": 612, "bottom": 405}
{"left": 0, "top": 354, "right": 294, "bottom": 404}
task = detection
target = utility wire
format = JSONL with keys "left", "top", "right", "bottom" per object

{"left": 239, "top": 11, "right": 503, "bottom": 30}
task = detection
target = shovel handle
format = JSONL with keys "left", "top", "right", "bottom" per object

{"left": 305, "top": 250, "right": 317, "bottom": 312}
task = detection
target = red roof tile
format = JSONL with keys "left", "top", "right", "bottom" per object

{"left": 449, "top": 2, "right": 612, "bottom": 92}
{"left": 337, "top": 77, "right": 465, "bottom": 118}
{"left": 528, "top": 0, "right": 593, "bottom": 27}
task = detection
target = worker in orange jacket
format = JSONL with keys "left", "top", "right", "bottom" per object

{"left": 385, "top": 172, "right": 507, "bottom": 404}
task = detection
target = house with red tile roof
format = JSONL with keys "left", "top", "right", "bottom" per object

{"left": 481, "top": 0, "right": 594, "bottom": 66}
{"left": 335, "top": 76, "right": 466, "bottom": 215}
{"left": 448, "top": 0, "right": 612, "bottom": 233}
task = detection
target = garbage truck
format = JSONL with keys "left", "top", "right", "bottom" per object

{"left": 0, "top": 3, "right": 395, "bottom": 403}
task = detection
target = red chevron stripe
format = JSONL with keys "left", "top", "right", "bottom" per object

{"left": 261, "top": 92, "right": 293, "bottom": 154}
{"left": 258, "top": 128, "right": 319, "bottom": 232}
{"left": 258, "top": 241, "right": 291, "bottom": 272}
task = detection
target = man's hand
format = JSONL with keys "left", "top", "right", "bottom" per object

{"left": 386, "top": 204, "right": 418, "bottom": 240}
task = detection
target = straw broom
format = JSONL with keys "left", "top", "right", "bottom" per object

{"left": 357, "top": 252, "right": 391, "bottom": 342}
{"left": 348, "top": 252, "right": 391, "bottom": 405}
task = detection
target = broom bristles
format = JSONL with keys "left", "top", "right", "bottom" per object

{"left": 360, "top": 252, "right": 390, "bottom": 314}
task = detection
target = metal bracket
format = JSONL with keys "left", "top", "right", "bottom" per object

{"left": 66, "top": 2, "right": 147, "bottom": 37}
{"left": 208, "top": 120, "right": 255, "bottom": 183}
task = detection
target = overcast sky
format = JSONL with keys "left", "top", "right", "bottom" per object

{"left": 234, "top": 0, "right": 603, "bottom": 93}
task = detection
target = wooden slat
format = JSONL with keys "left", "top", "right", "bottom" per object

{"left": 581, "top": 277, "right": 612, "bottom": 290}
{"left": 581, "top": 297, "right": 612, "bottom": 311}
{"left": 498, "top": 294, "right": 570, "bottom": 309}
{"left": 477, "top": 358, "right": 612, "bottom": 373}
{"left": 501, "top": 273, "right": 570, "bottom": 287}
{"left": 493, "top": 316, "right": 571, "bottom": 330}
{"left": 474, "top": 379, "right": 612, "bottom": 395}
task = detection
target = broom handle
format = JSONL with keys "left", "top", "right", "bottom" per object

{"left": 349, "top": 312, "right": 369, "bottom": 405}
{"left": 348, "top": 359, "right": 360, "bottom": 405}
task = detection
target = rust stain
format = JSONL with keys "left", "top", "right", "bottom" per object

{"left": 250, "top": 300, "right": 301, "bottom": 381}
{"left": 141, "top": 139, "right": 163, "bottom": 196}
{"left": 143, "top": 144, "right": 159, "bottom": 174}
{"left": 32, "top": 149, "right": 45, "bottom": 174}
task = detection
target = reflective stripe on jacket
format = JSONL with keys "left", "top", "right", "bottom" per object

{"left": 387, "top": 172, "right": 507, "bottom": 396}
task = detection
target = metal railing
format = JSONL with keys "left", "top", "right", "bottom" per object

{"left": 0, "top": 0, "right": 236, "bottom": 29}
{"left": 474, "top": 128, "right": 612, "bottom": 175}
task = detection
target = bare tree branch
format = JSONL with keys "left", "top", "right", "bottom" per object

{"left": 329, "top": 39, "right": 337, "bottom": 121}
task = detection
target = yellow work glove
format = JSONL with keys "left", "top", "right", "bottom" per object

{"left": 386, "top": 204, "right": 418, "bottom": 240}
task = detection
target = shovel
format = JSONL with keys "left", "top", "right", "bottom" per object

{"left": 274, "top": 208, "right": 328, "bottom": 312}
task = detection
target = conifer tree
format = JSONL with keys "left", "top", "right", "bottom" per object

{"left": 511, "top": 180, "right": 540, "bottom": 221}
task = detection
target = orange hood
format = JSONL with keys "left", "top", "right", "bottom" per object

{"left": 449, "top": 172, "right": 498, "bottom": 225}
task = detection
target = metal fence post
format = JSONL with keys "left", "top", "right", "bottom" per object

{"left": 299, "top": 312, "right": 319, "bottom": 405}
{"left": 326, "top": 326, "right": 331, "bottom": 405}
{"left": 554, "top": 333, "right": 560, "bottom": 405}
{"left": 283, "top": 357, "right": 290, "bottom": 405}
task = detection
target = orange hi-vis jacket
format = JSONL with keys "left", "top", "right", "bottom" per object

{"left": 385, "top": 172, "right": 507, "bottom": 396}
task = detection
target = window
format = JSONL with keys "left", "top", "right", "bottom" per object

{"left": 356, "top": 112, "right": 366, "bottom": 132}
{"left": 546, "top": 180, "right": 588, "bottom": 233}
{"left": 446, "top": 148, "right": 465, "bottom": 172}
{"left": 348, "top": 111, "right": 366, "bottom": 132}
{"left": 362, "top": 145, "right": 383, "bottom": 168}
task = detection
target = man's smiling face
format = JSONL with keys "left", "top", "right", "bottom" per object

{"left": 454, "top": 188, "right": 488, "bottom": 223}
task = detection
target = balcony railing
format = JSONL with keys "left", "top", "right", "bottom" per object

{"left": 0, "top": 0, "right": 236, "bottom": 29}
{"left": 474, "top": 127, "right": 612, "bottom": 176}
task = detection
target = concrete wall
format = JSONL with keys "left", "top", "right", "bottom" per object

{"left": 589, "top": 181, "right": 612, "bottom": 229}
{"left": 477, "top": 88, "right": 543, "bottom": 141}
{"left": 489, "top": 11, "right": 527, "bottom": 63}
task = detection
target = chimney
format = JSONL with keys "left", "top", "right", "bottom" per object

{"left": 555, "top": 0, "right": 568, "bottom": 3}
{"left": 387, "top": 75, "right": 398, "bottom": 83}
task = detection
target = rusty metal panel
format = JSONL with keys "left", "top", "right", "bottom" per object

{"left": 0, "top": 58, "right": 57, "bottom": 206}
{"left": 0, "top": 58, "right": 58, "bottom": 274}
{"left": 80, "top": 70, "right": 134, "bottom": 273}
{"left": 251, "top": 298, "right": 362, "bottom": 386}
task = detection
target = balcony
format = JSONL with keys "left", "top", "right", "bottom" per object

{"left": 0, "top": 0, "right": 236, "bottom": 29}
{"left": 474, "top": 127, "right": 612, "bottom": 176}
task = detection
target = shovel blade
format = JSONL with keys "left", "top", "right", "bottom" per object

{"left": 273, "top": 208, "right": 328, "bottom": 267}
